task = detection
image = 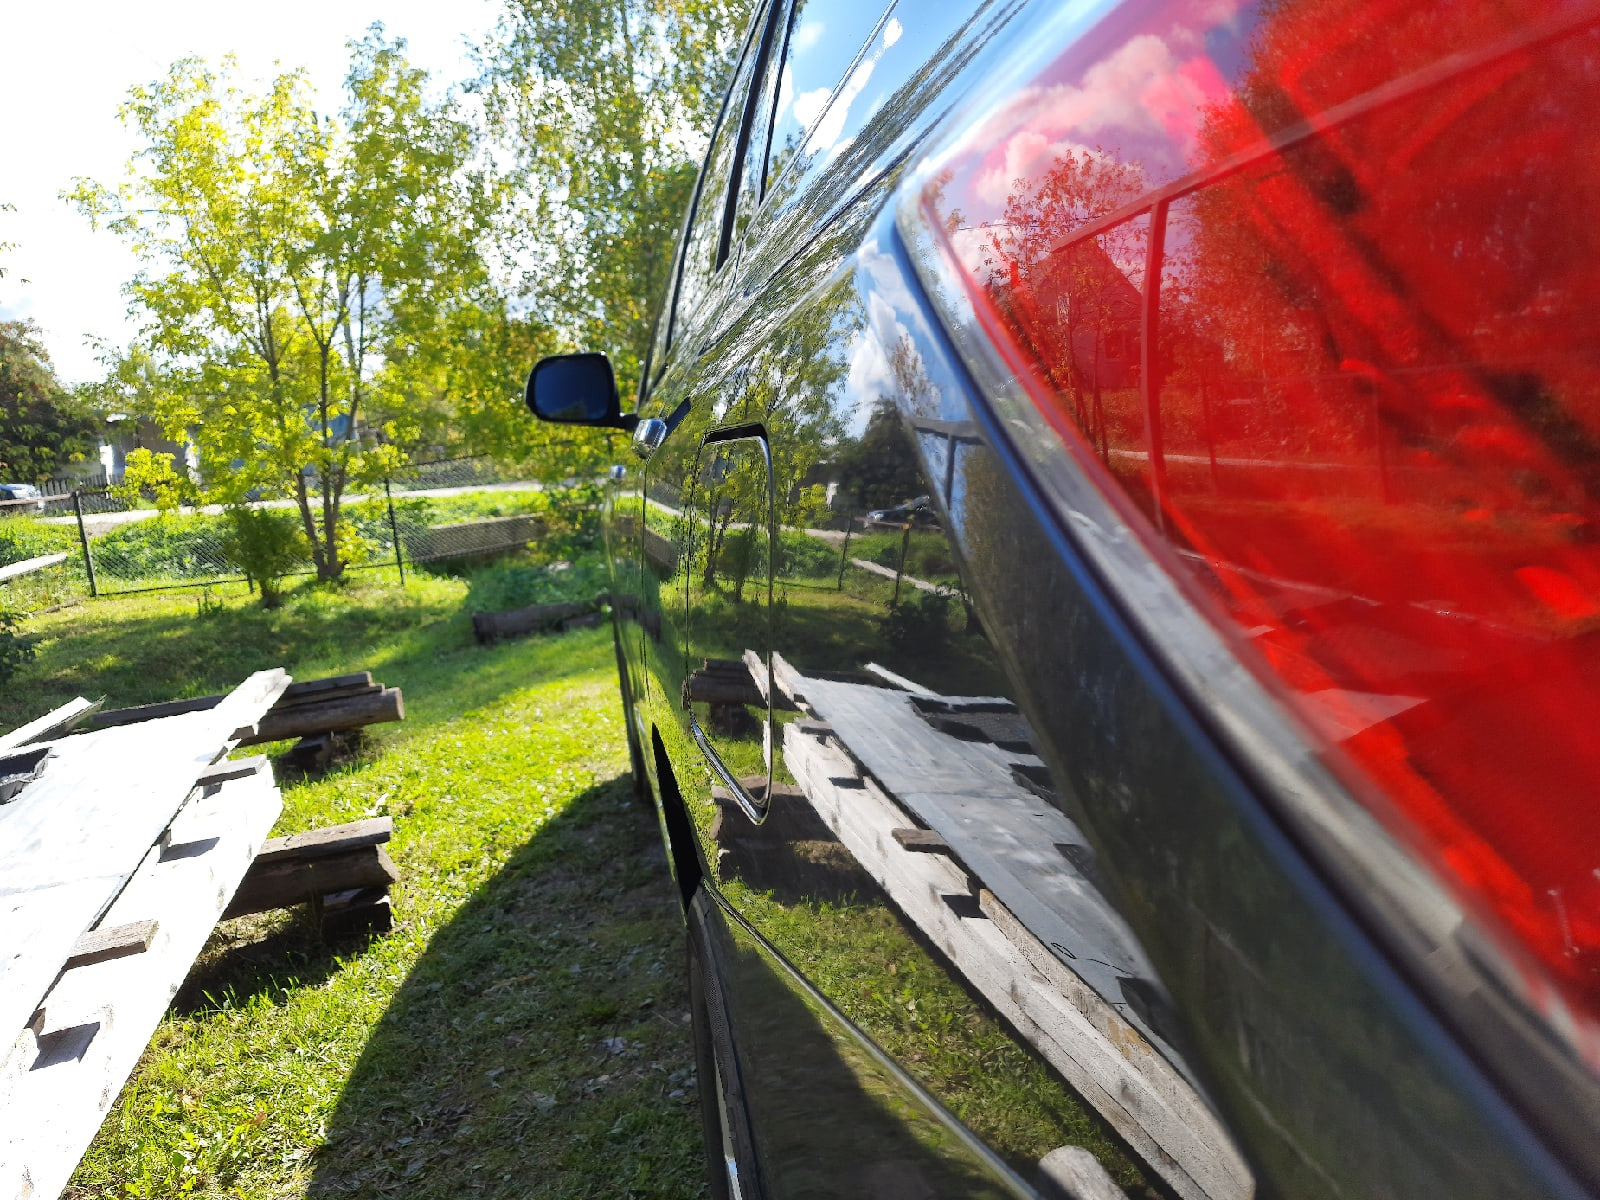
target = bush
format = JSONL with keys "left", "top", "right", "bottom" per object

{"left": 221, "top": 507, "right": 309, "bottom": 608}
{"left": 0, "top": 518, "right": 73, "bottom": 567}
{"left": 778, "top": 529, "right": 837, "bottom": 578}
{"left": 0, "top": 610, "right": 34, "bottom": 685}
{"left": 879, "top": 591, "right": 953, "bottom": 657}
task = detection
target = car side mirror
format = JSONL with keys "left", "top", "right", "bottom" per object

{"left": 525, "top": 353, "right": 638, "bottom": 430}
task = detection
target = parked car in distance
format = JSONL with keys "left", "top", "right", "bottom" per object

{"left": 530, "top": 2, "right": 1600, "bottom": 1198}
{"left": 0, "top": 484, "right": 46, "bottom": 514}
{"left": 863, "top": 495, "right": 938, "bottom": 529}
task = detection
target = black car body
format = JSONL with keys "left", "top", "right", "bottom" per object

{"left": 530, "top": 1, "right": 1600, "bottom": 1197}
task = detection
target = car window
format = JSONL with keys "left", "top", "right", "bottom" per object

{"left": 763, "top": 0, "right": 992, "bottom": 216}
{"left": 670, "top": 17, "right": 771, "bottom": 342}
{"left": 763, "top": 0, "right": 895, "bottom": 197}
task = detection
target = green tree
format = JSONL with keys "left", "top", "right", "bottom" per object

{"left": 477, "top": 0, "right": 753, "bottom": 396}
{"left": 73, "top": 29, "right": 487, "bottom": 581}
{"left": 0, "top": 320, "right": 101, "bottom": 481}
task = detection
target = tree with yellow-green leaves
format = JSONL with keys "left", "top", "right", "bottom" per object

{"left": 73, "top": 27, "right": 493, "bottom": 582}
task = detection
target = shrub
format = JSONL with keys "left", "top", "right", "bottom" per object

{"left": 879, "top": 591, "right": 953, "bottom": 657}
{"left": 0, "top": 610, "right": 34, "bottom": 685}
{"left": 778, "top": 529, "right": 837, "bottom": 578}
{"left": 464, "top": 554, "right": 611, "bottom": 614}
{"left": 221, "top": 507, "right": 309, "bottom": 608}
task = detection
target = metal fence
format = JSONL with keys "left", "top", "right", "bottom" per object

{"left": 1, "top": 457, "right": 562, "bottom": 604}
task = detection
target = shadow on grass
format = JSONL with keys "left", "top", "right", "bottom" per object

{"left": 306, "top": 776, "right": 708, "bottom": 1200}
{"left": 172, "top": 911, "right": 365, "bottom": 1018}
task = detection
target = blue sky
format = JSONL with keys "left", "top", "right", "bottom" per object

{"left": 0, "top": 0, "right": 495, "bottom": 384}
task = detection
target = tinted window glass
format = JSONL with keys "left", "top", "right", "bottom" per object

{"left": 764, "top": 0, "right": 992, "bottom": 213}
{"left": 764, "top": 0, "right": 894, "bottom": 193}
{"left": 674, "top": 26, "right": 765, "bottom": 336}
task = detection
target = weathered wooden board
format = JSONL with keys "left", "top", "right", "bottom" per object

{"left": 0, "top": 669, "right": 289, "bottom": 1058}
{"left": 0, "top": 698, "right": 101, "bottom": 754}
{"left": 0, "top": 553, "right": 68, "bottom": 582}
{"left": 783, "top": 723, "right": 1252, "bottom": 1200}
{"left": 793, "top": 674, "right": 1177, "bottom": 1072}
{"left": 252, "top": 816, "right": 392, "bottom": 864}
{"left": 0, "top": 763, "right": 282, "bottom": 1199}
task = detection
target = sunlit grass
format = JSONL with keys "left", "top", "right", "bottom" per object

{"left": 13, "top": 573, "right": 707, "bottom": 1200}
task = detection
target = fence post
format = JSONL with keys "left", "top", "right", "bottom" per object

{"left": 836, "top": 514, "right": 854, "bottom": 591}
{"left": 893, "top": 521, "right": 912, "bottom": 607}
{"left": 72, "top": 490, "right": 98, "bottom": 599}
{"left": 385, "top": 478, "right": 406, "bottom": 585}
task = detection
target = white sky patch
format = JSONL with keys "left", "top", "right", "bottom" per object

{"left": 882, "top": 17, "right": 903, "bottom": 49}
{"left": 0, "top": 0, "right": 494, "bottom": 384}
{"left": 792, "top": 18, "right": 827, "bottom": 53}
{"left": 793, "top": 85, "right": 833, "bottom": 133}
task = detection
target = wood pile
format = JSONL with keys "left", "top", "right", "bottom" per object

{"left": 0, "top": 667, "right": 412, "bottom": 1197}
{"left": 471, "top": 596, "right": 607, "bottom": 644}
{"left": 86, "top": 670, "right": 403, "bottom": 767}
{"left": 226, "top": 816, "right": 398, "bottom": 936}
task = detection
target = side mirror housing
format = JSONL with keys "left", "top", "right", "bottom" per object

{"left": 525, "top": 353, "right": 638, "bottom": 430}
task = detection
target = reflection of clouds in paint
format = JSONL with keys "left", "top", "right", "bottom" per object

{"left": 805, "top": 14, "right": 902, "bottom": 157}
{"left": 792, "top": 17, "right": 826, "bottom": 52}
{"left": 844, "top": 326, "right": 887, "bottom": 435}
{"left": 964, "top": 21, "right": 1233, "bottom": 214}
{"left": 793, "top": 85, "right": 832, "bottom": 132}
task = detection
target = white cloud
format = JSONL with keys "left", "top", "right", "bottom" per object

{"left": 792, "top": 18, "right": 827, "bottom": 53}
{"left": 792, "top": 85, "right": 832, "bottom": 134}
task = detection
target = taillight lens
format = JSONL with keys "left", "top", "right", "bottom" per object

{"left": 912, "top": 0, "right": 1600, "bottom": 1056}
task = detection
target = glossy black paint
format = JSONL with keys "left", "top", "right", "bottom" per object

{"left": 533, "top": 0, "right": 1599, "bottom": 1197}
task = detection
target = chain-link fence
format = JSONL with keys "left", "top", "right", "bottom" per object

{"left": 0, "top": 458, "right": 567, "bottom": 607}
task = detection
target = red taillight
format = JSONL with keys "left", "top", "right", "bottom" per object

{"left": 912, "top": 0, "right": 1600, "bottom": 1054}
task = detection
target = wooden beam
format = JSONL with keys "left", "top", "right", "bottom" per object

{"left": 85, "top": 672, "right": 367, "bottom": 731}
{"left": 891, "top": 827, "right": 951, "bottom": 854}
{"left": 1039, "top": 1146, "right": 1129, "bottom": 1200}
{"left": 0, "top": 552, "right": 68, "bottom": 582}
{"left": 471, "top": 601, "right": 591, "bottom": 644}
{"left": 223, "top": 845, "right": 398, "bottom": 919}
{"left": 195, "top": 755, "right": 269, "bottom": 788}
{"left": 254, "top": 816, "right": 393, "bottom": 864}
{"left": 238, "top": 687, "right": 403, "bottom": 746}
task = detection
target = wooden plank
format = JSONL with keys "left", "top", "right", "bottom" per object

{"left": 783, "top": 723, "right": 1252, "bottom": 1200}
{"left": 861, "top": 662, "right": 937, "bottom": 695}
{"left": 0, "top": 765, "right": 282, "bottom": 1199}
{"left": 0, "top": 668, "right": 290, "bottom": 1059}
{"left": 253, "top": 816, "right": 393, "bottom": 864}
{"left": 0, "top": 552, "right": 68, "bottom": 582}
{"left": 195, "top": 755, "right": 269, "bottom": 788}
{"left": 238, "top": 687, "right": 402, "bottom": 746}
{"left": 81, "top": 694, "right": 221, "bottom": 731}
{"left": 0, "top": 697, "right": 101, "bottom": 754}
{"left": 1039, "top": 1146, "right": 1128, "bottom": 1200}
{"left": 64, "top": 920, "right": 159, "bottom": 970}
{"left": 279, "top": 672, "right": 372, "bottom": 699}
{"left": 891, "top": 827, "right": 951, "bottom": 854}
{"left": 271, "top": 683, "right": 381, "bottom": 711}
{"left": 223, "top": 845, "right": 398, "bottom": 918}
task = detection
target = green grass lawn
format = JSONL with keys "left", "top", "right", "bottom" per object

{"left": 5, "top": 571, "right": 706, "bottom": 1199}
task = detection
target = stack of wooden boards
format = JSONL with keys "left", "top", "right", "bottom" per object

{"left": 471, "top": 597, "right": 605, "bottom": 644}
{"left": 86, "top": 670, "right": 404, "bottom": 773}
{"left": 0, "top": 671, "right": 293, "bottom": 1200}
